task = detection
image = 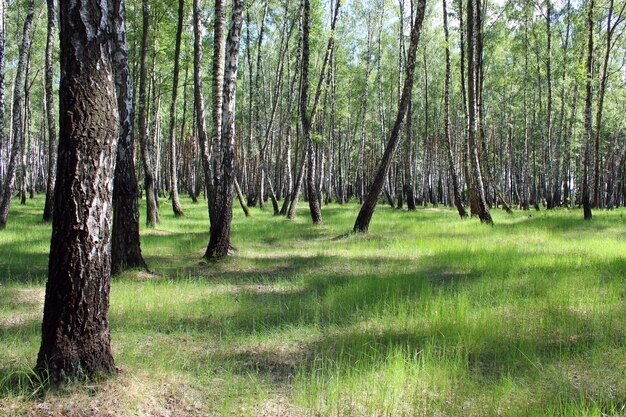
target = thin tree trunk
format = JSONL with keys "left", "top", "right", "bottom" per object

{"left": 593, "top": 0, "right": 624, "bottom": 208}
{"left": 582, "top": 0, "right": 594, "bottom": 220}
{"left": 167, "top": 0, "right": 185, "bottom": 217}
{"left": 301, "top": 0, "right": 327, "bottom": 224}
{"left": 553, "top": 0, "right": 571, "bottom": 208}
{"left": 110, "top": 0, "right": 148, "bottom": 274}
{"left": 0, "top": 0, "right": 34, "bottom": 229}
{"left": 209, "top": 0, "right": 226, "bottom": 224}
{"left": 466, "top": 0, "right": 492, "bottom": 224}
{"left": 354, "top": 0, "right": 426, "bottom": 232}
{"left": 0, "top": 0, "right": 4, "bottom": 191}
{"left": 193, "top": 0, "right": 214, "bottom": 220}
{"left": 287, "top": 147, "right": 307, "bottom": 219}
{"left": 562, "top": 84, "right": 578, "bottom": 207}
{"left": 205, "top": 0, "right": 245, "bottom": 259}
{"left": 299, "top": 0, "right": 341, "bottom": 224}
{"left": 444, "top": 0, "right": 467, "bottom": 218}
{"left": 139, "top": 0, "right": 159, "bottom": 227}
{"left": 234, "top": 177, "right": 250, "bottom": 217}
{"left": 545, "top": 0, "right": 554, "bottom": 209}
{"left": 521, "top": 5, "right": 530, "bottom": 210}
{"left": 42, "top": 0, "right": 56, "bottom": 222}
{"left": 359, "top": 16, "right": 373, "bottom": 204}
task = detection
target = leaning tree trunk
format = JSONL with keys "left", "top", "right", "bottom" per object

{"left": 300, "top": 0, "right": 341, "bottom": 224}
{"left": 139, "top": 0, "right": 159, "bottom": 227}
{"left": 443, "top": 0, "right": 467, "bottom": 218}
{"left": 110, "top": 0, "right": 147, "bottom": 274}
{"left": 287, "top": 147, "right": 308, "bottom": 219}
{"left": 167, "top": 0, "right": 185, "bottom": 217}
{"left": 36, "top": 0, "right": 118, "bottom": 382}
{"left": 205, "top": 0, "right": 245, "bottom": 259}
{"left": 353, "top": 0, "right": 426, "bottom": 232}
{"left": 42, "top": 0, "right": 57, "bottom": 222}
{"left": 0, "top": 0, "right": 34, "bottom": 230}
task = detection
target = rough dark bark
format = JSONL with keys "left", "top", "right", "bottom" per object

{"left": 36, "top": 0, "right": 118, "bottom": 382}
{"left": 168, "top": 0, "right": 185, "bottom": 217}
{"left": 42, "top": 0, "right": 57, "bottom": 222}
{"left": 353, "top": 0, "right": 426, "bottom": 233}
{"left": 0, "top": 0, "right": 34, "bottom": 229}
{"left": 139, "top": 0, "right": 159, "bottom": 227}
{"left": 110, "top": 0, "right": 148, "bottom": 274}
{"left": 205, "top": 0, "right": 245, "bottom": 259}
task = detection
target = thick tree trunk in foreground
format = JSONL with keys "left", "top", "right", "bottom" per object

{"left": 0, "top": 0, "right": 34, "bottom": 229}
{"left": 354, "top": 0, "right": 426, "bottom": 232}
{"left": 168, "top": 0, "right": 185, "bottom": 217}
{"left": 42, "top": 0, "right": 57, "bottom": 222}
{"left": 111, "top": 0, "right": 147, "bottom": 274}
{"left": 205, "top": 0, "right": 244, "bottom": 259}
{"left": 37, "top": 0, "right": 118, "bottom": 382}
{"left": 139, "top": 0, "right": 159, "bottom": 227}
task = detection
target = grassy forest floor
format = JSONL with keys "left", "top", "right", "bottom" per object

{"left": 0, "top": 195, "right": 625, "bottom": 416}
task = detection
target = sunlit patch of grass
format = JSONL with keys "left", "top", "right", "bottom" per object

{"left": 0, "top": 195, "right": 624, "bottom": 416}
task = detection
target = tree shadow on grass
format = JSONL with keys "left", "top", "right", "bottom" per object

{"left": 0, "top": 243, "right": 48, "bottom": 284}
{"left": 107, "top": 243, "right": 625, "bottom": 410}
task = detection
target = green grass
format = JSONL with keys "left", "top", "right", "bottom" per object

{"left": 1, "top": 195, "right": 625, "bottom": 416}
